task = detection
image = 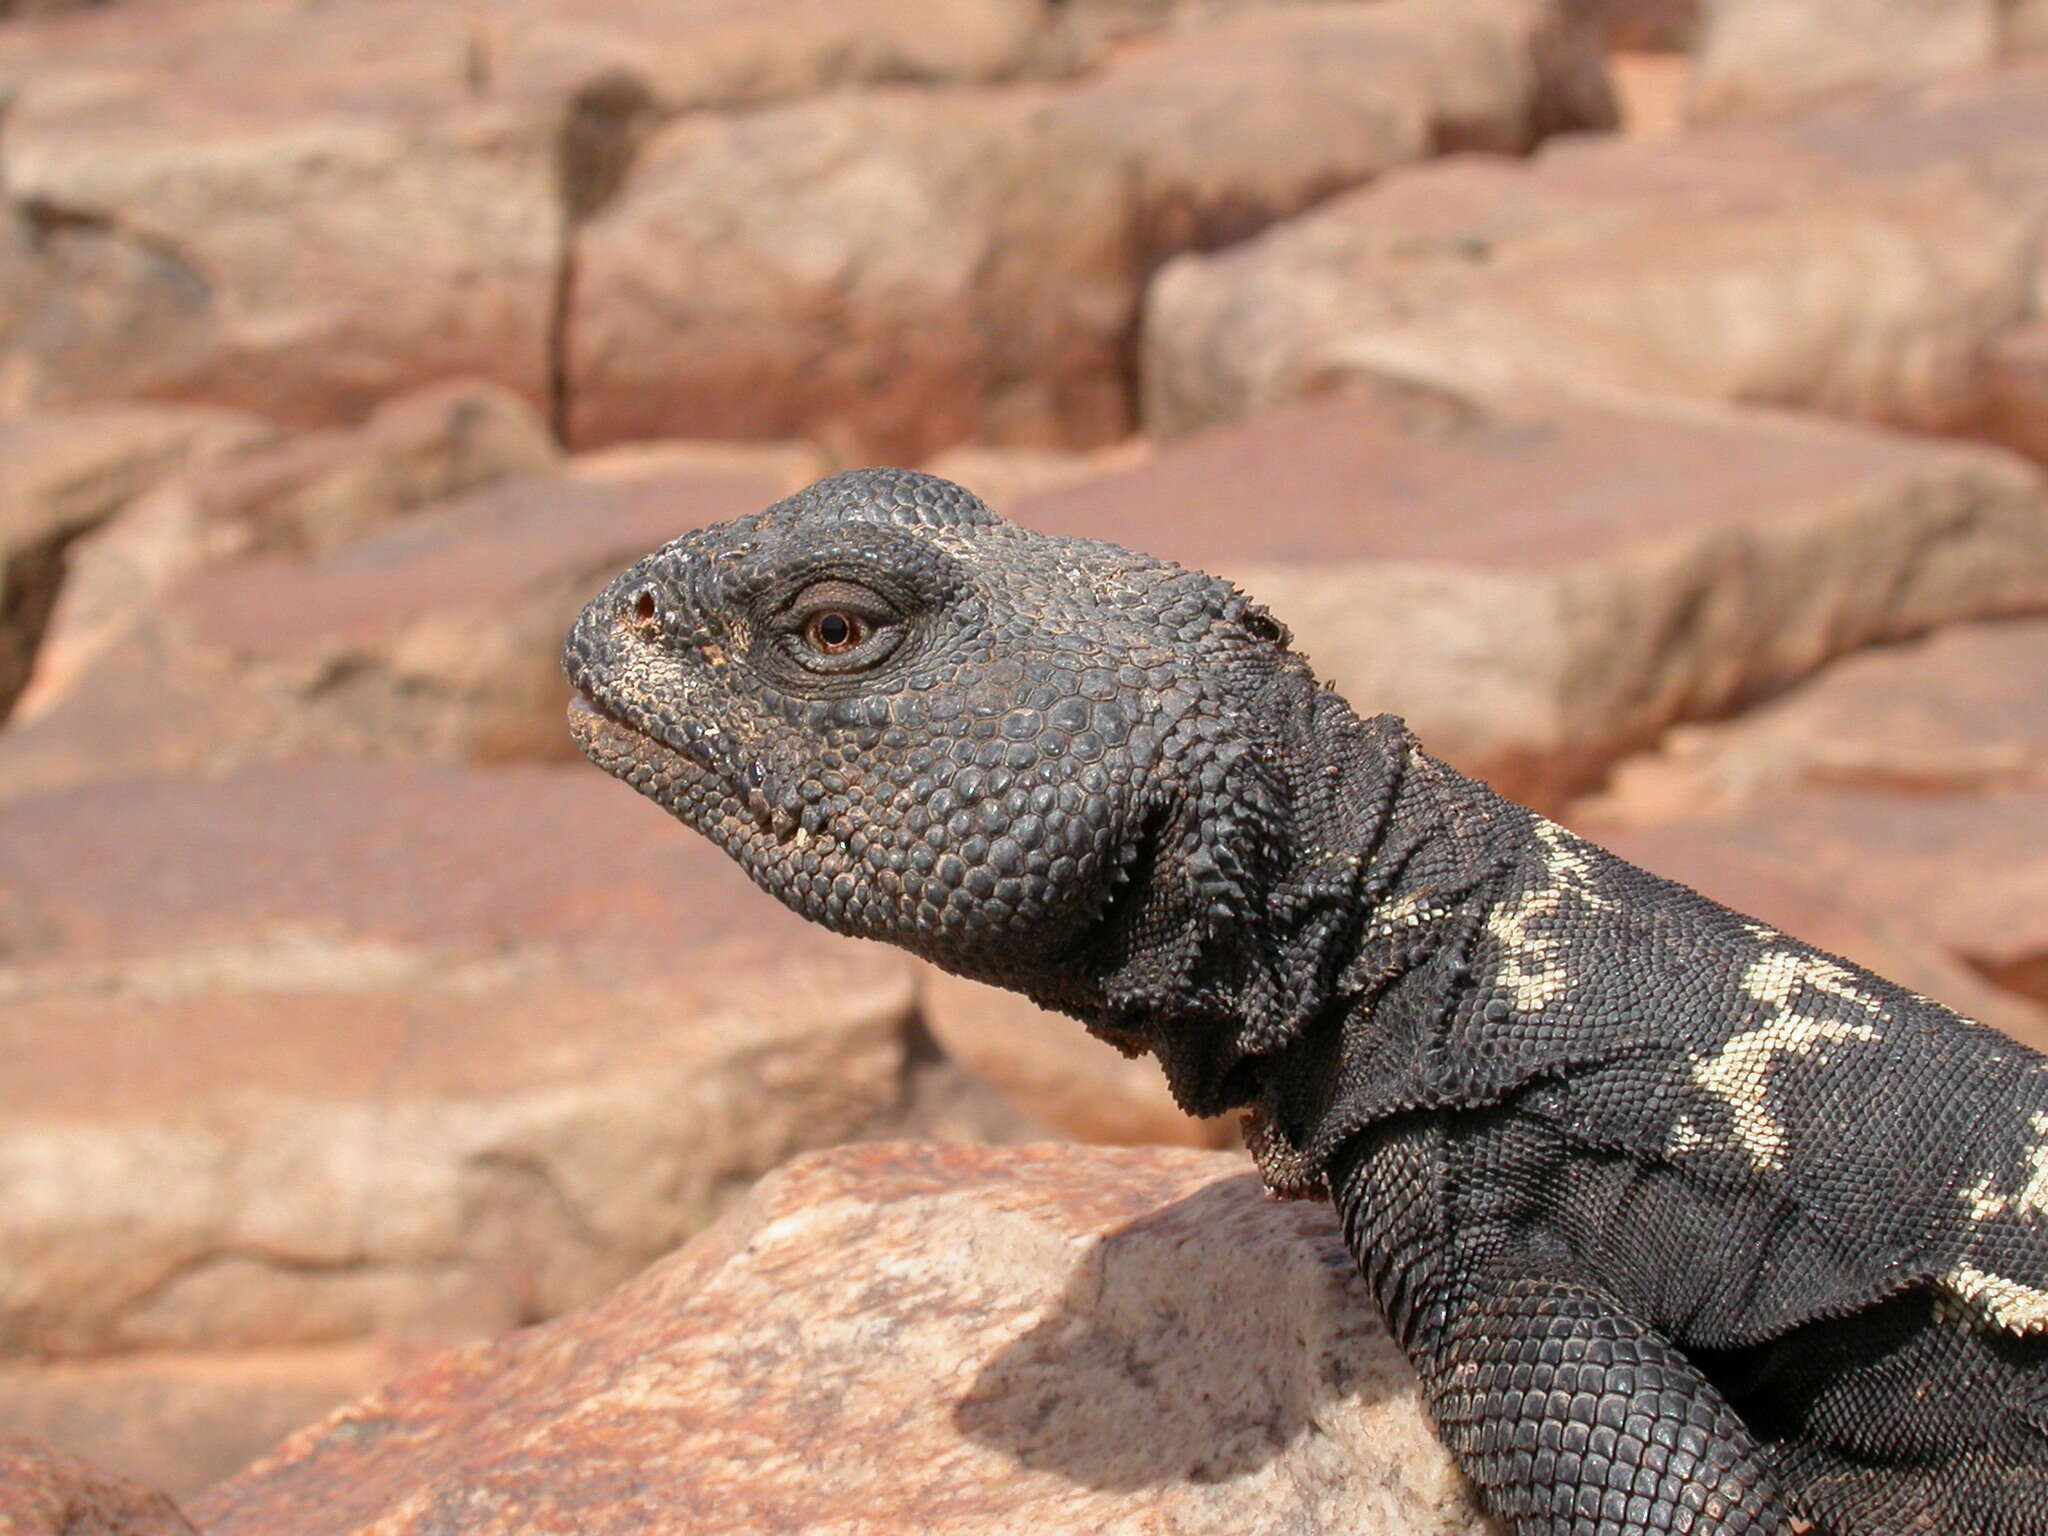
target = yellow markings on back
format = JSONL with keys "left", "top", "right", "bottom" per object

{"left": 1481, "top": 820, "right": 1616, "bottom": 1014}
{"left": 1959, "top": 1113, "right": 2048, "bottom": 1225}
{"left": 1940, "top": 1264, "right": 2048, "bottom": 1335}
{"left": 1687, "top": 949, "right": 1885, "bottom": 1173}
{"left": 1486, "top": 884, "right": 1571, "bottom": 1012}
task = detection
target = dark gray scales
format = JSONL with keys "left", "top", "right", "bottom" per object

{"left": 564, "top": 467, "right": 2048, "bottom": 1536}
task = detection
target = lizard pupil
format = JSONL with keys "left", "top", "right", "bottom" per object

{"left": 806, "top": 611, "right": 865, "bottom": 654}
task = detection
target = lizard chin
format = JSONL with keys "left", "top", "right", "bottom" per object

{"left": 566, "top": 693, "right": 799, "bottom": 853}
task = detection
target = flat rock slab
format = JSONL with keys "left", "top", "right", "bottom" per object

{"left": 1012, "top": 386, "right": 2048, "bottom": 808}
{"left": 1599, "top": 616, "right": 2048, "bottom": 806}
{"left": 0, "top": 406, "right": 266, "bottom": 722}
{"left": 0, "top": 1434, "right": 193, "bottom": 1536}
{"left": 1145, "top": 62, "right": 2048, "bottom": 441}
{"left": 0, "top": 759, "right": 918, "bottom": 1360}
{"left": 0, "top": 466, "right": 780, "bottom": 802}
{"left": 0, "top": 1347, "right": 390, "bottom": 1503}
{"left": 194, "top": 1143, "right": 1493, "bottom": 1536}
{"left": 1590, "top": 791, "right": 2048, "bottom": 1032}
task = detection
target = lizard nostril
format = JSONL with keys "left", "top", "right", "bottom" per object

{"left": 632, "top": 590, "right": 658, "bottom": 625}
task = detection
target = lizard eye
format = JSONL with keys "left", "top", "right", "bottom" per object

{"left": 803, "top": 610, "right": 868, "bottom": 655}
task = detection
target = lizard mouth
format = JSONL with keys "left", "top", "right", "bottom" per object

{"left": 566, "top": 691, "right": 799, "bottom": 843}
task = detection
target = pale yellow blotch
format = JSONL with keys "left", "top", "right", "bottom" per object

{"left": 1687, "top": 949, "right": 1884, "bottom": 1172}
{"left": 1958, "top": 1113, "right": 2048, "bottom": 1224}
{"left": 1485, "top": 885, "right": 1569, "bottom": 1012}
{"left": 1533, "top": 820, "right": 1616, "bottom": 912}
{"left": 1365, "top": 890, "right": 1451, "bottom": 943}
{"left": 1666, "top": 1115, "right": 1710, "bottom": 1157}
{"left": 1941, "top": 1264, "right": 2048, "bottom": 1335}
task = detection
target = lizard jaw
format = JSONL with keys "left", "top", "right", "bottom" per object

{"left": 566, "top": 693, "right": 799, "bottom": 846}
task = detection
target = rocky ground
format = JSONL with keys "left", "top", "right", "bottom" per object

{"left": 1, "top": 1, "right": 2046, "bottom": 1530}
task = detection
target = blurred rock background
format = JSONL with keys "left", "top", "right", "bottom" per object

{"left": 0, "top": 0, "right": 2045, "bottom": 1529}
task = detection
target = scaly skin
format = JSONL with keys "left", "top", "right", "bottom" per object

{"left": 564, "top": 469, "right": 2048, "bottom": 1535}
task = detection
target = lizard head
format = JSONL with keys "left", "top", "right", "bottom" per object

{"left": 564, "top": 467, "right": 1328, "bottom": 1109}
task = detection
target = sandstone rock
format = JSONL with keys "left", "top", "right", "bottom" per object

{"left": 1985, "top": 322, "right": 2048, "bottom": 465}
{"left": 1588, "top": 796, "right": 2048, "bottom": 1039}
{"left": 0, "top": 1435, "right": 193, "bottom": 1536}
{"left": 0, "top": 2, "right": 561, "bottom": 426}
{"left": 488, "top": 0, "right": 1073, "bottom": 116}
{"left": 1689, "top": 0, "right": 2000, "bottom": 122}
{"left": 0, "top": 1347, "right": 390, "bottom": 1502}
{"left": 0, "top": 466, "right": 777, "bottom": 800}
{"left": 15, "top": 382, "right": 558, "bottom": 722}
{"left": 193, "top": 1144, "right": 1490, "bottom": 1536}
{"left": 565, "top": 438, "right": 831, "bottom": 495}
{"left": 0, "top": 406, "right": 266, "bottom": 723}
{"left": 1564, "top": 0, "right": 1698, "bottom": 49}
{"left": 1012, "top": 386, "right": 2048, "bottom": 807}
{"left": 0, "top": 760, "right": 920, "bottom": 1358}
{"left": 1593, "top": 617, "right": 2048, "bottom": 810}
{"left": 919, "top": 967, "right": 1239, "bottom": 1149}
{"left": 566, "top": 88, "right": 1139, "bottom": 459}
{"left": 919, "top": 441, "right": 1148, "bottom": 513}
{"left": 1051, "top": 0, "right": 1613, "bottom": 261}
{"left": 1144, "top": 64, "right": 2048, "bottom": 441}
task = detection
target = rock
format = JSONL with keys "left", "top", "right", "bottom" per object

{"left": 15, "top": 382, "right": 558, "bottom": 722}
{"left": 1689, "top": 0, "right": 2001, "bottom": 122}
{"left": 1144, "top": 63, "right": 2048, "bottom": 441}
{"left": 1050, "top": 0, "right": 1613, "bottom": 261}
{"left": 0, "top": 1347, "right": 391, "bottom": 1503}
{"left": 0, "top": 1, "right": 562, "bottom": 427}
{"left": 0, "top": 759, "right": 922, "bottom": 1359}
{"left": 1587, "top": 795, "right": 2048, "bottom": 1039}
{"left": 919, "top": 441, "right": 1148, "bottom": 514}
{"left": 565, "top": 438, "right": 831, "bottom": 495}
{"left": 919, "top": 967, "right": 1240, "bottom": 1149}
{"left": 0, "top": 405, "right": 267, "bottom": 723}
{"left": 1592, "top": 617, "right": 2048, "bottom": 809}
{"left": 566, "top": 88, "right": 1140, "bottom": 460}
{"left": 487, "top": 0, "right": 1074, "bottom": 115}
{"left": 1010, "top": 385, "right": 2048, "bottom": 808}
{"left": 0, "top": 1435, "right": 194, "bottom": 1536}
{"left": 1984, "top": 322, "right": 2048, "bottom": 465}
{"left": 1564, "top": 0, "right": 1698, "bottom": 49}
{"left": 193, "top": 1144, "right": 1490, "bottom": 1536}
{"left": 0, "top": 466, "right": 778, "bottom": 800}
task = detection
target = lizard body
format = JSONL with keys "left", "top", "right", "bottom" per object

{"left": 564, "top": 468, "right": 2048, "bottom": 1535}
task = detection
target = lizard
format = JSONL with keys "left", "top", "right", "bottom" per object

{"left": 562, "top": 467, "right": 2048, "bottom": 1535}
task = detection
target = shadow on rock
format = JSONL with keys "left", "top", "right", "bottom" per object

{"left": 953, "top": 1172, "right": 1415, "bottom": 1491}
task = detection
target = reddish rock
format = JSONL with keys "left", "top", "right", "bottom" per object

{"left": 1565, "top": 0, "right": 1698, "bottom": 49}
{"left": 1008, "top": 385, "right": 2048, "bottom": 807}
{"left": 0, "top": 466, "right": 779, "bottom": 800}
{"left": 16, "top": 382, "right": 558, "bottom": 721}
{"left": 1051, "top": 0, "right": 1613, "bottom": 260}
{"left": 0, "top": 2, "right": 564, "bottom": 428}
{"left": 566, "top": 88, "right": 1141, "bottom": 459}
{"left": 1588, "top": 792, "right": 2048, "bottom": 1029}
{"left": 564, "top": 438, "right": 830, "bottom": 496}
{"left": 0, "top": 1435, "right": 193, "bottom": 1536}
{"left": 0, "top": 406, "right": 267, "bottom": 723}
{"left": 1595, "top": 617, "right": 2048, "bottom": 808}
{"left": 1984, "top": 322, "right": 2048, "bottom": 465}
{"left": 0, "top": 1348, "right": 390, "bottom": 1503}
{"left": 1145, "top": 63, "right": 2048, "bottom": 441}
{"left": 487, "top": 0, "right": 1073, "bottom": 115}
{"left": 919, "top": 966, "right": 1240, "bottom": 1149}
{"left": 0, "top": 760, "right": 921, "bottom": 1361}
{"left": 193, "top": 1144, "right": 1488, "bottom": 1536}
{"left": 1688, "top": 0, "right": 2001, "bottom": 122}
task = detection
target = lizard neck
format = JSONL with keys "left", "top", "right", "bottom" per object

{"left": 1069, "top": 678, "right": 1503, "bottom": 1142}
